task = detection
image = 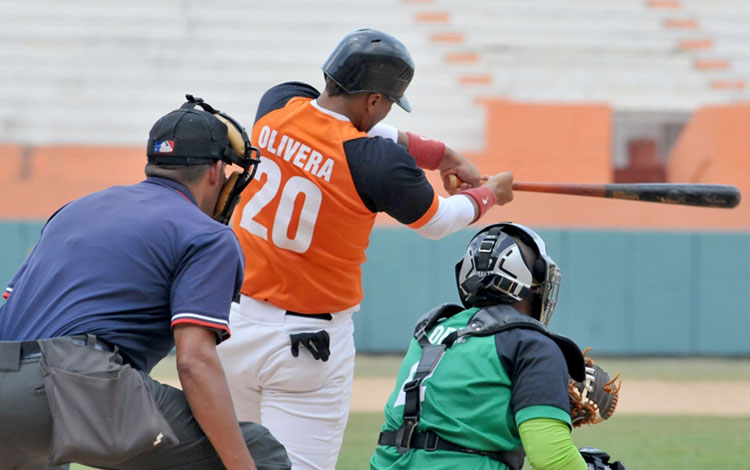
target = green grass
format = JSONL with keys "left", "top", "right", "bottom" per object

{"left": 570, "top": 415, "right": 750, "bottom": 469}
{"left": 338, "top": 412, "right": 383, "bottom": 469}
{"left": 72, "top": 413, "right": 750, "bottom": 469}
{"left": 72, "top": 357, "right": 750, "bottom": 469}
{"left": 339, "top": 413, "right": 750, "bottom": 470}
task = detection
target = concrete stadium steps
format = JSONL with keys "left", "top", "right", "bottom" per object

{"left": 424, "top": 0, "right": 750, "bottom": 107}
{"left": 0, "top": 0, "right": 471, "bottom": 146}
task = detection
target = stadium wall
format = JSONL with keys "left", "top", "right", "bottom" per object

{"left": 2, "top": 223, "right": 749, "bottom": 356}
{"left": 2, "top": 102, "right": 748, "bottom": 355}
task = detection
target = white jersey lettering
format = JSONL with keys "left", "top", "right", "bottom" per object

{"left": 255, "top": 125, "right": 336, "bottom": 182}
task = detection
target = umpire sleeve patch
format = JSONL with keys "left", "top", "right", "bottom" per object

{"left": 171, "top": 314, "right": 231, "bottom": 342}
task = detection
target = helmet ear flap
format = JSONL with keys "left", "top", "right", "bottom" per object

{"left": 177, "top": 95, "right": 261, "bottom": 225}
{"left": 214, "top": 114, "right": 247, "bottom": 161}
{"left": 532, "top": 258, "right": 547, "bottom": 283}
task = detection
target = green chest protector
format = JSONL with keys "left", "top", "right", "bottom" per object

{"left": 378, "top": 303, "right": 585, "bottom": 470}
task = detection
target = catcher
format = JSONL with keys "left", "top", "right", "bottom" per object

{"left": 370, "top": 222, "right": 624, "bottom": 470}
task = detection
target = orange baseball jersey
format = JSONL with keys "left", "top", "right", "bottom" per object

{"left": 233, "top": 82, "right": 439, "bottom": 313}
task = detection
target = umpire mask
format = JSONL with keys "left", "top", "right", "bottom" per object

{"left": 455, "top": 222, "right": 561, "bottom": 326}
{"left": 147, "top": 94, "right": 261, "bottom": 225}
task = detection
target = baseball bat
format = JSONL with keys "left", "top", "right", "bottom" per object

{"left": 446, "top": 175, "right": 741, "bottom": 208}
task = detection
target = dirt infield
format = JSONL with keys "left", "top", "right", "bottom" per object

{"left": 157, "top": 355, "right": 750, "bottom": 417}
{"left": 350, "top": 377, "right": 750, "bottom": 416}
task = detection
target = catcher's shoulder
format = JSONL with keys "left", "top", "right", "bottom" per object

{"left": 496, "top": 327, "right": 587, "bottom": 381}
{"left": 495, "top": 327, "right": 567, "bottom": 359}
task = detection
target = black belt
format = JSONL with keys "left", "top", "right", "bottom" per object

{"left": 20, "top": 335, "right": 114, "bottom": 359}
{"left": 286, "top": 310, "right": 332, "bottom": 321}
{"left": 378, "top": 430, "right": 511, "bottom": 463}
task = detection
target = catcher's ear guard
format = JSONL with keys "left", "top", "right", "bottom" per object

{"left": 181, "top": 95, "right": 261, "bottom": 225}
{"left": 213, "top": 170, "right": 249, "bottom": 224}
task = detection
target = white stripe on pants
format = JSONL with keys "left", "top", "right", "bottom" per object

{"left": 217, "top": 295, "right": 357, "bottom": 470}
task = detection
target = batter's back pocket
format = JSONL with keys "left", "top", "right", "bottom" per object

{"left": 39, "top": 336, "right": 178, "bottom": 467}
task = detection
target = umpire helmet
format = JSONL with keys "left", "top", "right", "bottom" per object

{"left": 147, "top": 95, "right": 261, "bottom": 224}
{"left": 322, "top": 28, "right": 414, "bottom": 112}
{"left": 147, "top": 94, "right": 259, "bottom": 169}
{"left": 455, "top": 223, "right": 561, "bottom": 326}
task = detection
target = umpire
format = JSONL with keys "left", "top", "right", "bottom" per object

{"left": 0, "top": 96, "right": 291, "bottom": 470}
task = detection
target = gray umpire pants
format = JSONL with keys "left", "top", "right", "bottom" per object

{"left": 0, "top": 338, "right": 291, "bottom": 470}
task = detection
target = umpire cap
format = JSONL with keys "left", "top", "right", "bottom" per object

{"left": 322, "top": 28, "right": 415, "bottom": 112}
{"left": 148, "top": 98, "right": 233, "bottom": 165}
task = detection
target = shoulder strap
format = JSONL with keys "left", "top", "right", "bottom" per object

{"left": 413, "top": 303, "right": 464, "bottom": 346}
{"left": 396, "top": 303, "right": 464, "bottom": 454}
{"left": 396, "top": 303, "right": 585, "bottom": 457}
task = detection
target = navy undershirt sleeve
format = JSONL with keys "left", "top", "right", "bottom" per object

{"left": 344, "top": 137, "right": 436, "bottom": 225}
{"left": 495, "top": 328, "right": 572, "bottom": 416}
{"left": 170, "top": 229, "right": 244, "bottom": 341}
{"left": 255, "top": 81, "right": 320, "bottom": 123}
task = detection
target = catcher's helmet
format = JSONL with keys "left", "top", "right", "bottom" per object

{"left": 322, "top": 28, "right": 414, "bottom": 112}
{"left": 455, "top": 223, "right": 561, "bottom": 326}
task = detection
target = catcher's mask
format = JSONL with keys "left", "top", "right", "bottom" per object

{"left": 322, "top": 28, "right": 414, "bottom": 112}
{"left": 455, "top": 222, "right": 561, "bottom": 326}
{"left": 147, "top": 94, "right": 261, "bottom": 224}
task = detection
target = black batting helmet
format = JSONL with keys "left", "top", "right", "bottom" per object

{"left": 322, "top": 28, "right": 415, "bottom": 112}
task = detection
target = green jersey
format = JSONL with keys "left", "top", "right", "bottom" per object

{"left": 370, "top": 307, "right": 572, "bottom": 470}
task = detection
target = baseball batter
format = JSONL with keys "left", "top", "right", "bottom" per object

{"left": 0, "top": 97, "right": 290, "bottom": 470}
{"left": 216, "top": 29, "right": 514, "bottom": 470}
{"left": 370, "top": 223, "right": 624, "bottom": 470}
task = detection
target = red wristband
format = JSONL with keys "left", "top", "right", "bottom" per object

{"left": 459, "top": 187, "right": 496, "bottom": 222}
{"left": 407, "top": 131, "right": 446, "bottom": 170}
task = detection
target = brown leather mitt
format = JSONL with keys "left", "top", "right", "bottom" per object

{"left": 569, "top": 348, "right": 622, "bottom": 427}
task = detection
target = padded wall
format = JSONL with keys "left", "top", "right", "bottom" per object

{"left": 355, "top": 227, "right": 750, "bottom": 355}
{"left": 3, "top": 223, "right": 748, "bottom": 355}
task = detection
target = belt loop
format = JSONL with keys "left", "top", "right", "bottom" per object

{"left": 0, "top": 342, "right": 22, "bottom": 371}
{"left": 85, "top": 334, "right": 97, "bottom": 348}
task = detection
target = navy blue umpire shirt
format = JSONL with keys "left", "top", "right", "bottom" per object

{"left": 0, "top": 176, "right": 244, "bottom": 373}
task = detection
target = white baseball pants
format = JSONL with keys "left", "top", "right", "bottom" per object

{"left": 217, "top": 295, "right": 357, "bottom": 470}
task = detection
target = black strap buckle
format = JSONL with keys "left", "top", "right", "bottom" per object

{"left": 395, "top": 420, "right": 417, "bottom": 455}
{"left": 414, "top": 321, "right": 429, "bottom": 342}
{"left": 478, "top": 236, "right": 496, "bottom": 252}
{"left": 423, "top": 432, "right": 439, "bottom": 452}
{"left": 402, "top": 379, "right": 420, "bottom": 394}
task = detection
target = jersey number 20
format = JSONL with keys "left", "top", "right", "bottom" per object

{"left": 239, "top": 157, "right": 322, "bottom": 253}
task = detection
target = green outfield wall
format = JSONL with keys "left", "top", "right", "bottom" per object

{"left": 2, "top": 222, "right": 749, "bottom": 356}
{"left": 0, "top": 221, "right": 45, "bottom": 290}
{"left": 357, "top": 228, "right": 750, "bottom": 356}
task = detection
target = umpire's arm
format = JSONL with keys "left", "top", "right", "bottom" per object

{"left": 174, "top": 324, "right": 257, "bottom": 470}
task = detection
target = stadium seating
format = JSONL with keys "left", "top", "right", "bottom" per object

{"left": 2, "top": 0, "right": 750, "bottom": 151}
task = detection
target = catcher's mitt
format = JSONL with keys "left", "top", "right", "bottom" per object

{"left": 569, "top": 348, "right": 621, "bottom": 427}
